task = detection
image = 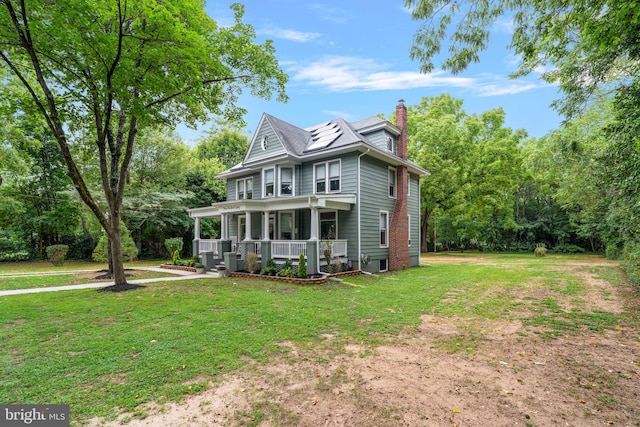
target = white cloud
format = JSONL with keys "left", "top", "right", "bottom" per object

{"left": 288, "top": 55, "right": 542, "bottom": 96}
{"left": 322, "top": 109, "right": 357, "bottom": 121}
{"left": 307, "top": 4, "right": 349, "bottom": 24}
{"left": 260, "top": 28, "right": 321, "bottom": 43}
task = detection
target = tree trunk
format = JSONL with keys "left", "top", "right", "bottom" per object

{"left": 420, "top": 207, "right": 432, "bottom": 253}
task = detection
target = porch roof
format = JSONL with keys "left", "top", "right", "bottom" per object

{"left": 188, "top": 193, "right": 357, "bottom": 219}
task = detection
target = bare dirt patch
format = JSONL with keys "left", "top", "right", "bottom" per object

{"left": 88, "top": 261, "right": 640, "bottom": 427}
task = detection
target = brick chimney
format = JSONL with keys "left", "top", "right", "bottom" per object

{"left": 389, "top": 99, "right": 410, "bottom": 271}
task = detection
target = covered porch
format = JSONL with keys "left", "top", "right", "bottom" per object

{"left": 189, "top": 194, "right": 356, "bottom": 274}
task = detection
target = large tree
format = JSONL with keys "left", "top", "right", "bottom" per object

{"left": 0, "top": 0, "right": 287, "bottom": 290}
{"left": 408, "top": 94, "right": 525, "bottom": 252}
{"left": 406, "top": 0, "right": 640, "bottom": 117}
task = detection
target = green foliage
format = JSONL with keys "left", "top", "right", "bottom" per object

{"left": 0, "top": 235, "right": 29, "bottom": 262}
{"left": 407, "top": 94, "right": 526, "bottom": 251}
{"left": 552, "top": 245, "right": 585, "bottom": 254}
{"left": 534, "top": 246, "right": 547, "bottom": 257}
{"left": 46, "top": 244, "right": 68, "bottom": 266}
{"left": 92, "top": 223, "right": 138, "bottom": 263}
{"left": 165, "top": 238, "right": 184, "bottom": 258}
{"left": 172, "top": 250, "right": 181, "bottom": 266}
{"left": 297, "top": 253, "right": 307, "bottom": 278}
{"left": 0, "top": 0, "right": 287, "bottom": 285}
{"left": 407, "top": 0, "right": 640, "bottom": 118}
{"left": 622, "top": 241, "right": 640, "bottom": 285}
{"left": 279, "top": 259, "right": 294, "bottom": 277}
{"left": 261, "top": 258, "right": 278, "bottom": 275}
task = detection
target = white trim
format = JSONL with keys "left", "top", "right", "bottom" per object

{"left": 319, "top": 209, "right": 338, "bottom": 240}
{"left": 379, "top": 258, "right": 388, "bottom": 272}
{"left": 236, "top": 177, "right": 253, "bottom": 200}
{"left": 408, "top": 214, "right": 412, "bottom": 247}
{"left": 379, "top": 210, "right": 389, "bottom": 248}
{"left": 278, "top": 165, "right": 295, "bottom": 197}
{"left": 313, "top": 159, "right": 341, "bottom": 194}
{"left": 388, "top": 167, "right": 397, "bottom": 199}
{"left": 263, "top": 167, "right": 275, "bottom": 198}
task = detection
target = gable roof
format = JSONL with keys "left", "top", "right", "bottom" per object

{"left": 218, "top": 112, "right": 429, "bottom": 178}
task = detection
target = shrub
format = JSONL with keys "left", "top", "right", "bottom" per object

{"left": 552, "top": 244, "right": 585, "bottom": 254}
{"left": 261, "top": 258, "right": 278, "bottom": 275}
{"left": 165, "top": 237, "right": 184, "bottom": 258}
{"left": 278, "top": 259, "right": 294, "bottom": 277}
{"left": 172, "top": 249, "right": 182, "bottom": 265}
{"left": 622, "top": 241, "right": 640, "bottom": 285}
{"left": 332, "top": 256, "right": 342, "bottom": 273}
{"left": 534, "top": 246, "right": 547, "bottom": 257}
{"left": 46, "top": 244, "right": 69, "bottom": 266}
{"left": 606, "top": 244, "right": 622, "bottom": 260}
{"left": 297, "top": 253, "right": 307, "bottom": 278}
{"left": 92, "top": 222, "right": 139, "bottom": 263}
{"left": 246, "top": 252, "right": 259, "bottom": 273}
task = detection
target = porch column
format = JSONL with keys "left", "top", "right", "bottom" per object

{"left": 194, "top": 217, "right": 201, "bottom": 240}
{"left": 263, "top": 211, "right": 271, "bottom": 241}
{"left": 220, "top": 214, "right": 228, "bottom": 240}
{"left": 245, "top": 212, "right": 252, "bottom": 240}
{"left": 193, "top": 217, "right": 201, "bottom": 257}
{"left": 310, "top": 207, "right": 319, "bottom": 240}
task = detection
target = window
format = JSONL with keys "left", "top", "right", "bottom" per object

{"left": 314, "top": 160, "right": 340, "bottom": 194}
{"left": 408, "top": 174, "right": 411, "bottom": 196}
{"left": 379, "top": 258, "right": 388, "bottom": 272}
{"left": 236, "top": 177, "right": 253, "bottom": 200}
{"left": 379, "top": 211, "right": 388, "bottom": 247}
{"left": 386, "top": 136, "right": 396, "bottom": 153}
{"left": 408, "top": 214, "right": 412, "bottom": 246}
{"left": 263, "top": 168, "right": 274, "bottom": 197}
{"left": 279, "top": 167, "right": 293, "bottom": 196}
{"left": 388, "top": 167, "right": 397, "bottom": 198}
{"left": 320, "top": 211, "right": 337, "bottom": 240}
{"left": 261, "top": 135, "right": 268, "bottom": 150}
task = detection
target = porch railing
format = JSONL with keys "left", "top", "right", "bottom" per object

{"left": 271, "top": 240, "right": 307, "bottom": 259}
{"left": 198, "top": 239, "right": 347, "bottom": 260}
{"left": 198, "top": 239, "right": 219, "bottom": 255}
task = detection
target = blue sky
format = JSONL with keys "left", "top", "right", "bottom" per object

{"left": 178, "top": 1, "right": 562, "bottom": 142}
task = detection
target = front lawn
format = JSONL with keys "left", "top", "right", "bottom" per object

{"left": 0, "top": 253, "right": 635, "bottom": 426}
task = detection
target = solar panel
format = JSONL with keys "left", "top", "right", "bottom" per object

{"left": 305, "top": 121, "right": 342, "bottom": 151}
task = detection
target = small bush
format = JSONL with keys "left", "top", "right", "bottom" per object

{"left": 297, "top": 253, "right": 307, "bottom": 278}
{"left": 534, "top": 246, "right": 547, "bottom": 257}
{"left": 246, "top": 252, "right": 259, "bottom": 273}
{"left": 622, "top": 241, "right": 640, "bottom": 285}
{"left": 552, "top": 244, "right": 585, "bottom": 254}
{"left": 165, "top": 237, "right": 184, "bottom": 258}
{"left": 46, "top": 244, "right": 69, "bottom": 266}
{"left": 172, "top": 249, "right": 181, "bottom": 265}
{"left": 606, "top": 244, "right": 622, "bottom": 260}
{"left": 92, "top": 222, "right": 139, "bottom": 263}
{"left": 261, "top": 258, "right": 278, "bottom": 275}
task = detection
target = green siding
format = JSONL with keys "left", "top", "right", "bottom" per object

{"left": 361, "top": 129, "right": 396, "bottom": 155}
{"left": 359, "top": 156, "right": 396, "bottom": 272}
{"left": 408, "top": 173, "right": 420, "bottom": 266}
{"left": 245, "top": 119, "right": 286, "bottom": 163}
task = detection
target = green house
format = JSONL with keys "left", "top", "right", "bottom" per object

{"left": 189, "top": 100, "right": 429, "bottom": 274}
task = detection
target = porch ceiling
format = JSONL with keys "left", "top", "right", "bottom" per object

{"left": 189, "top": 193, "right": 356, "bottom": 218}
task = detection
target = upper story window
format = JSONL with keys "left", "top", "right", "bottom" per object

{"left": 388, "top": 167, "right": 397, "bottom": 198}
{"left": 237, "top": 177, "right": 253, "bottom": 200}
{"left": 314, "top": 160, "right": 340, "bottom": 194}
{"left": 386, "top": 135, "right": 396, "bottom": 154}
{"left": 279, "top": 167, "right": 293, "bottom": 196}
{"left": 263, "top": 168, "right": 274, "bottom": 197}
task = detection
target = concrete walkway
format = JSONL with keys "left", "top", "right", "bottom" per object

{"left": 0, "top": 268, "right": 220, "bottom": 297}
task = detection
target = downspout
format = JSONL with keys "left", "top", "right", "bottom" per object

{"left": 357, "top": 148, "right": 370, "bottom": 271}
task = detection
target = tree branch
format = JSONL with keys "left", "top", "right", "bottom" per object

{"left": 145, "top": 74, "right": 254, "bottom": 109}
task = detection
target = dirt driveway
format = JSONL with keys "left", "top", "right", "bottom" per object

{"left": 90, "top": 256, "right": 640, "bottom": 427}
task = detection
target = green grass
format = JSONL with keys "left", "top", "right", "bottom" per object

{"left": 0, "top": 253, "right": 634, "bottom": 425}
{"left": 0, "top": 268, "right": 177, "bottom": 291}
